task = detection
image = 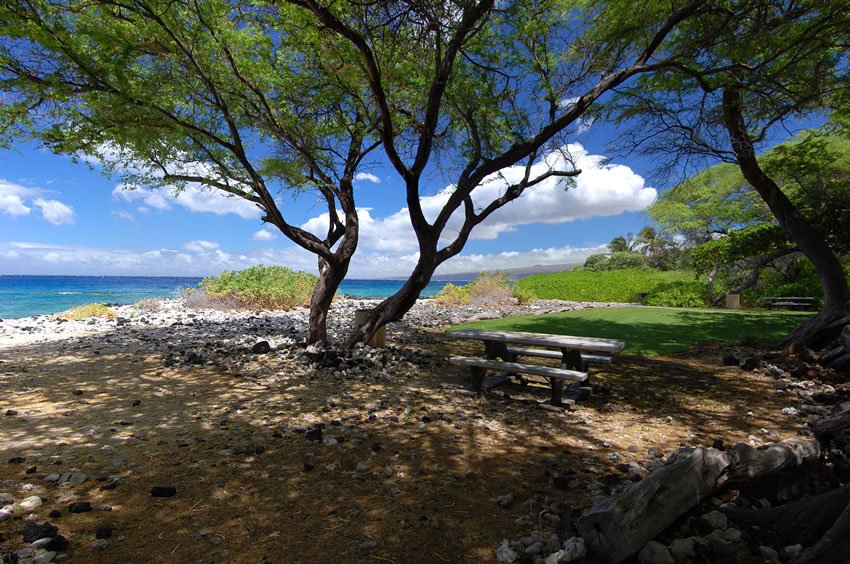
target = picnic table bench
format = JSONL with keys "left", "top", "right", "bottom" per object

{"left": 760, "top": 296, "right": 816, "bottom": 310}
{"left": 446, "top": 328, "right": 625, "bottom": 407}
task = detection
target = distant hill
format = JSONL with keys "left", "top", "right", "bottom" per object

{"left": 427, "top": 262, "right": 579, "bottom": 282}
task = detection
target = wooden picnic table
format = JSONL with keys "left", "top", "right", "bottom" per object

{"left": 760, "top": 296, "right": 816, "bottom": 310}
{"left": 447, "top": 328, "right": 625, "bottom": 406}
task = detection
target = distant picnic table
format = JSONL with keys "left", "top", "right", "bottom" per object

{"left": 760, "top": 296, "right": 817, "bottom": 311}
{"left": 447, "top": 328, "right": 624, "bottom": 407}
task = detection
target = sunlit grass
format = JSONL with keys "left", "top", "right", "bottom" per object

{"left": 56, "top": 302, "right": 116, "bottom": 320}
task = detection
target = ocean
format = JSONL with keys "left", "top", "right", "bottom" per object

{"left": 0, "top": 275, "right": 467, "bottom": 319}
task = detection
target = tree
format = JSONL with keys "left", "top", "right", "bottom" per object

{"left": 0, "top": 0, "right": 380, "bottom": 344}
{"left": 285, "top": 0, "right": 709, "bottom": 346}
{"left": 607, "top": 234, "right": 637, "bottom": 254}
{"left": 608, "top": 0, "right": 850, "bottom": 352}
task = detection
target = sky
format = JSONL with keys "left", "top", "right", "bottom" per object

{"left": 0, "top": 124, "right": 663, "bottom": 279}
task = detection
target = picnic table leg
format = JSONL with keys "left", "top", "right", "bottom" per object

{"left": 470, "top": 340, "right": 511, "bottom": 394}
{"left": 558, "top": 349, "right": 588, "bottom": 405}
{"left": 550, "top": 378, "right": 565, "bottom": 406}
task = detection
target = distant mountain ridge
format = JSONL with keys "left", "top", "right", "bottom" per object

{"left": 422, "top": 262, "right": 578, "bottom": 282}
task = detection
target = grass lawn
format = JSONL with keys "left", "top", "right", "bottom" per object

{"left": 451, "top": 306, "right": 812, "bottom": 356}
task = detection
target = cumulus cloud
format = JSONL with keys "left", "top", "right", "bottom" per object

{"left": 252, "top": 229, "right": 277, "bottom": 241}
{"left": 304, "top": 143, "right": 655, "bottom": 254}
{"left": 184, "top": 239, "right": 220, "bottom": 253}
{"left": 0, "top": 179, "right": 76, "bottom": 224}
{"left": 112, "top": 210, "right": 135, "bottom": 221}
{"left": 355, "top": 172, "right": 381, "bottom": 184}
{"left": 112, "top": 183, "right": 260, "bottom": 219}
{"left": 34, "top": 198, "right": 76, "bottom": 225}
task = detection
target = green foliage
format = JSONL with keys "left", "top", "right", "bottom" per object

{"left": 453, "top": 307, "right": 810, "bottom": 356}
{"left": 200, "top": 265, "right": 316, "bottom": 311}
{"left": 515, "top": 269, "right": 698, "bottom": 304}
{"left": 582, "top": 252, "right": 647, "bottom": 271}
{"left": 56, "top": 303, "right": 116, "bottom": 320}
{"left": 642, "top": 281, "right": 706, "bottom": 308}
{"left": 433, "top": 272, "right": 536, "bottom": 306}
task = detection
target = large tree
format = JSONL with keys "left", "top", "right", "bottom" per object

{"left": 608, "top": 0, "right": 850, "bottom": 353}
{"left": 0, "top": 0, "right": 381, "bottom": 344}
{"left": 282, "top": 0, "right": 709, "bottom": 346}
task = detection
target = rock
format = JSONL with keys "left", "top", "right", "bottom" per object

{"left": 185, "top": 351, "right": 205, "bottom": 365}
{"left": 496, "top": 493, "right": 515, "bottom": 508}
{"left": 131, "top": 400, "right": 141, "bottom": 407}
{"left": 722, "top": 355, "right": 739, "bottom": 366}
{"left": 44, "top": 535, "right": 69, "bottom": 552}
{"left": 383, "top": 466, "right": 393, "bottom": 478}
{"left": 0, "top": 505, "right": 14, "bottom": 522}
{"left": 48, "top": 510, "right": 61, "bottom": 519}
{"left": 9, "top": 456, "right": 26, "bottom": 463}
{"left": 31, "top": 537, "right": 54, "bottom": 549}
{"left": 742, "top": 358, "right": 761, "bottom": 371}
{"left": 355, "top": 462, "right": 370, "bottom": 473}
{"left": 524, "top": 542, "right": 543, "bottom": 555}
{"left": 496, "top": 539, "right": 517, "bottom": 563}
{"left": 637, "top": 541, "right": 674, "bottom": 564}
{"left": 305, "top": 428, "right": 323, "bottom": 443}
{"left": 782, "top": 544, "right": 803, "bottom": 558}
{"left": 552, "top": 476, "right": 570, "bottom": 490}
{"left": 759, "top": 545, "right": 780, "bottom": 561}
{"left": 670, "top": 537, "right": 698, "bottom": 560}
{"left": 95, "top": 525, "right": 114, "bottom": 539}
{"left": 561, "top": 537, "right": 587, "bottom": 561}
{"left": 699, "top": 510, "right": 728, "bottom": 530}
{"left": 72, "top": 390, "right": 83, "bottom": 396}
{"left": 33, "top": 550, "right": 56, "bottom": 564}
{"left": 20, "top": 495, "right": 43, "bottom": 510}
{"left": 44, "top": 474, "right": 60, "bottom": 483}
{"left": 97, "top": 504, "right": 112, "bottom": 512}
{"left": 252, "top": 341, "right": 271, "bottom": 354}
{"left": 22, "top": 521, "right": 58, "bottom": 542}
{"left": 91, "top": 539, "right": 108, "bottom": 550}
{"left": 150, "top": 486, "right": 177, "bottom": 498}
{"left": 0, "top": 492, "right": 14, "bottom": 504}
{"left": 360, "top": 540, "right": 376, "bottom": 550}
{"left": 68, "top": 501, "right": 92, "bottom": 513}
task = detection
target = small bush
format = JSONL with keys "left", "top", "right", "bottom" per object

{"left": 516, "top": 268, "right": 698, "bottom": 303}
{"left": 433, "top": 272, "right": 533, "bottom": 306}
{"left": 433, "top": 283, "right": 469, "bottom": 306}
{"left": 56, "top": 303, "right": 116, "bottom": 320}
{"left": 643, "top": 281, "right": 707, "bottom": 308}
{"left": 198, "top": 265, "right": 317, "bottom": 311}
{"left": 135, "top": 298, "right": 163, "bottom": 313}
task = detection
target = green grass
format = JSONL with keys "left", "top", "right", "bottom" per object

{"left": 515, "top": 269, "right": 700, "bottom": 304}
{"left": 450, "top": 306, "right": 811, "bottom": 356}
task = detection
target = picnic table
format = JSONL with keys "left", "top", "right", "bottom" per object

{"left": 760, "top": 296, "right": 816, "bottom": 310}
{"left": 447, "top": 328, "right": 625, "bottom": 407}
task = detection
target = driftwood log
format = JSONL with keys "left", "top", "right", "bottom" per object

{"left": 822, "top": 325, "right": 850, "bottom": 372}
{"left": 721, "top": 483, "right": 850, "bottom": 560}
{"left": 576, "top": 438, "right": 820, "bottom": 564}
{"left": 810, "top": 404, "right": 850, "bottom": 436}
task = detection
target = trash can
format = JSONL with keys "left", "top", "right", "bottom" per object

{"left": 354, "top": 309, "right": 386, "bottom": 347}
{"left": 725, "top": 293, "right": 740, "bottom": 309}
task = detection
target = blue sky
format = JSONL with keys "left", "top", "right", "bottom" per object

{"left": 0, "top": 124, "right": 662, "bottom": 278}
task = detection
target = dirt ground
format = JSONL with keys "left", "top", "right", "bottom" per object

{"left": 0, "top": 325, "right": 803, "bottom": 563}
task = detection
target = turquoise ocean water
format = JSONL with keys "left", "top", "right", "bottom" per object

{"left": 0, "top": 275, "right": 467, "bottom": 319}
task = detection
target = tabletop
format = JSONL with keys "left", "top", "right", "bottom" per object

{"left": 447, "top": 328, "right": 625, "bottom": 353}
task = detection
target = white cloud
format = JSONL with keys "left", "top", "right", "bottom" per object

{"left": 34, "top": 198, "right": 76, "bottom": 225}
{"left": 0, "top": 239, "right": 603, "bottom": 279}
{"left": 112, "top": 210, "right": 135, "bottom": 221}
{"left": 112, "top": 183, "right": 261, "bottom": 219}
{"left": 355, "top": 172, "right": 381, "bottom": 184}
{"left": 304, "top": 143, "right": 655, "bottom": 254}
{"left": 252, "top": 229, "right": 277, "bottom": 241}
{"left": 0, "top": 194, "right": 31, "bottom": 217}
{"left": 184, "top": 239, "right": 220, "bottom": 253}
{"left": 1, "top": 180, "right": 76, "bottom": 224}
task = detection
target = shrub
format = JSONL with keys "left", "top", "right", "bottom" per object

{"left": 433, "top": 283, "right": 470, "bottom": 306}
{"left": 135, "top": 298, "right": 163, "bottom": 312}
{"left": 198, "top": 265, "right": 317, "bottom": 310}
{"left": 515, "top": 268, "right": 698, "bottom": 303}
{"left": 56, "top": 303, "right": 116, "bottom": 320}
{"left": 642, "top": 281, "right": 707, "bottom": 308}
{"left": 582, "top": 252, "right": 647, "bottom": 271}
{"left": 433, "top": 271, "right": 535, "bottom": 306}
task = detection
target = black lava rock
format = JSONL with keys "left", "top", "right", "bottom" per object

{"left": 8, "top": 456, "right": 25, "bottom": 464}
{"left": 252, "top": 341, "right": 271, "bottom": 354}
{"left": 150, "top": 486, "right": 177, "bottom": 498}
{"left": 131, "top": 400, "right": 141, "bottom": 407}
{"left": 305, "top": 428, "right": 323, "bottom": 443}
{"left": 552, "top": 476, "right": 571, "bottom": 490}
{"left": 712, "top": 439, "right": 726, "bottom": 450}
{"left": 68, "top": 502, "right": 92, "bottom": 514}
{"left": 742, "top": 358, "right": 761, "bottom": 371}
{"left": 303, "top": 463, "right": 315, "bottom": 472}
{"left": 22, "top": 521, "right": 58, "bottom": 542}
{"left": 185, "top": 351, "right": 205, "bottom": 365}
{"left": 722, "top": 355, "right": 739, "bottom": 366}
{"left": 45, "top": 534, "right": 69, "bottom": 551}
{"left": 48, "top": 510, "right": 62, "bottom": 519}
{"left": 95, "top": 525, "right": 114, "bottom": 539}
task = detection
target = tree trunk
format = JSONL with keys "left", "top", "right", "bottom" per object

{"left": 346, "top": 255, "right": 438, "bottom": 347}
{"left": 576, "top": 438, "right": 820, "bottom": 563}
{"left": 306, "top": 256, "right": 349, "bottom": 345}
{"left": 722, "top": 88, "right": 850, "bottom": 352}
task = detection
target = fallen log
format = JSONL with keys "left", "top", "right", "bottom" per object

{"left": 810, "top": 405, "right": 850, "bottom": 436}
{"left": 576, "top": 438, "right": 820, "bottom": 564}
{"left": 792, "top": 498, "right": 850, "bottom": 564}
{"left": 722, "top": 483, "right": 850, "bottom": 548}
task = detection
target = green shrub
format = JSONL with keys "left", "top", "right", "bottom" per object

{"left": 433, "top": 271, "right": 536, "bottom": 306}
{"left": 642, "top": 281, "right": 707, "bottom": 308}
{"left": 582, "top": 252, "right": 647, "bottom": 271}
{"left": 56, "top": 303, "right": 116, "bottom": 320}
{"left": 433, "top": 283, "right": 470, "bottom": 305}
{"left": 199, "top": 265, "right": 317, "bottom": 310}
{"left": 515, "top": 268, "right": 698, "bottom": 303}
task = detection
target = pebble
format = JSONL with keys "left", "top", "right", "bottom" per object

{"left": 355, "top": 462, "right": 370, "bottom": 473}
{"left": 91, "top": 539, "right": 109, "bottom": 550}
{"left": 496, "top": 493, "right": 515, "bottom": 508}
{"left": 20, "top": 495, "right": 43, "bottom": 510}
{"left": 150, "top": 486, "right": 177, "bottom": 498}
